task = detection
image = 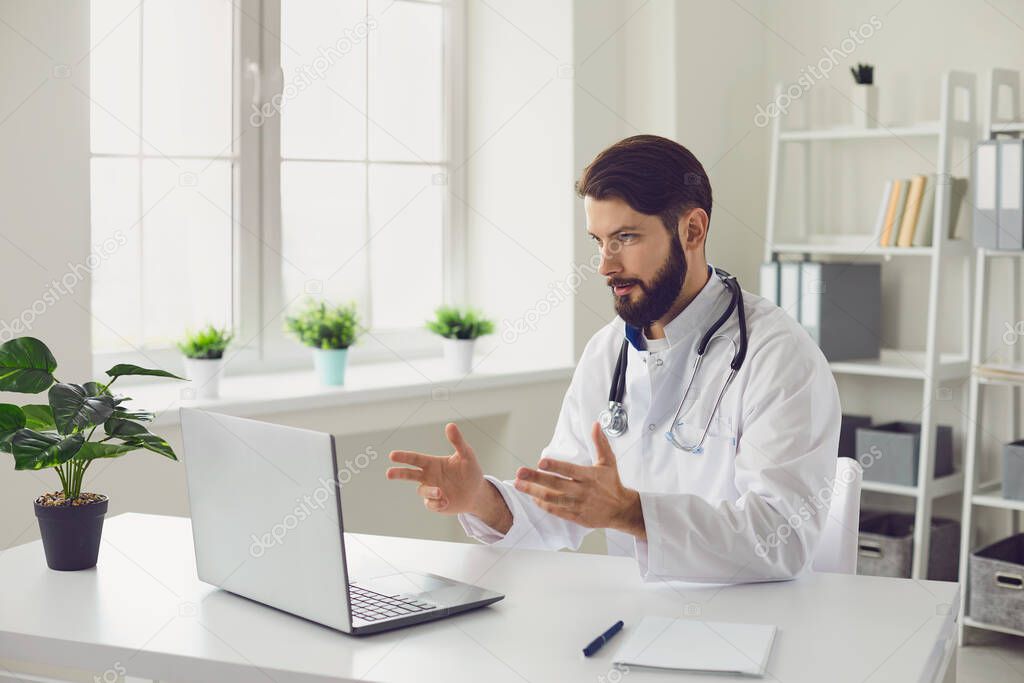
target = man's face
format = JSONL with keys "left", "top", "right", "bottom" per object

{"left": 585, "top": 196, "right": 687, "bottom": 328}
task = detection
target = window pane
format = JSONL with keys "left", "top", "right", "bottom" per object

{"left": 90, "top": 158, "right": 141, "bottom": 352}
{"left": 90, "top": 0, "right": 140, "bottom": 154}
{"left": 142, "top": 0, "right": 233, "bottom": 156}
{"left": 280, "top": 162, "right": 368, "bottom": 315}
{"left": 141, "top": 159, "right": 233, "bottom": 346}
{"left": 280, "top": 1, "right": 368, "bottom": 160}
{"left": 368, "top": 0, "right": 443, "bottom": 161}
{"left": 369, "top": 164, "right": 443, "bottom": 328}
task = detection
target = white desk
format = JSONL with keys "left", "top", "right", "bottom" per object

{"left": 0, "top": 513, "right": 958, "bottom": 683}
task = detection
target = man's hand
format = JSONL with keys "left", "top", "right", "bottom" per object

{"left": 513, "top": 421, "right": 646, "bottom": 540}
{"left": 386, "top": 423, "right": 512, "bottom": 533}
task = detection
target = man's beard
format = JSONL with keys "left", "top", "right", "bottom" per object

{"left": 610, "top": 235, "right": 687, "bottom": 329}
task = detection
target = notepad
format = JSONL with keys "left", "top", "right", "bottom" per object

{"left": 611, "top": 616, "right": 777, "bottom": 676}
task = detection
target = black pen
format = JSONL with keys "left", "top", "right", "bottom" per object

{"left": 582, "top": 620, "right": 624, "bottom": 657}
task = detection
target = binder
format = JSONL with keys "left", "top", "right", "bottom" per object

{"left": 759, "top": 262, "right": 779, "bottom": 305}
{"left": 779, "top": 262, "right": 801, "bottom": 321}
{"left": 974, "top": 140, "right": 1000, "bottom": 249}
{"left": 998, "top": 139, "right": 1024, "bottom": 250}
{"left": 797, "top": 262, "right": 881, "bottom": 361}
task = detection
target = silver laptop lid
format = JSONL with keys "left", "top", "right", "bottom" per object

{"left": 180, "top": 408, "right": 351, "bottom": 631}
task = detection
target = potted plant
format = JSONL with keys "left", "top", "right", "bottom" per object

{"left": 425, "top": 306, "right": 494, "bottom": 375}
{"left": 285, "top": 299, "right": 361, "bottom": 386}
{"left": 0, "top": 337, "right": 184, "bottom": 571}
{"left": 176, "top": 324, "right": 233, "bottom": 399}
{"left": 850, "top": 62, "right": 877, "bottom": 128}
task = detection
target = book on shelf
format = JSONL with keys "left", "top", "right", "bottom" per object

{"left": 879, "top": 178, "right": 908, "bottom": 247}
{"left": 896, "top": 175, "right": 928, "bottom": 246}
{"left": 975, "top": 364, "right": 1024, "bottom": 381}
{"left": 912, "top": 175, "right": 937, "bottom": 247}
{"left": 872, "top": 180, "right": 895, "bottom": 245}
{"left": 947, "top": 176, "right": 968, "bottom": 240}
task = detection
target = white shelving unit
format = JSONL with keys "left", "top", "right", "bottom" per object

{"left": 957, "top": 68, "right": 1024, "bottom": 646}
{"left": 763, "top": 71, "right": 977, "bottom": 579}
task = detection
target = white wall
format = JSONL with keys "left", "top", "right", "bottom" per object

{"left": 0, "top": 0, "right": 92, "bottom": 549}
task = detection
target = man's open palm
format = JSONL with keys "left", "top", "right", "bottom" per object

{"left": 386, "top": 423, "right": 484, "bottom": 514}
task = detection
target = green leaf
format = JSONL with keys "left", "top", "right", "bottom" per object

{"left": 0, "top": 337, "right": 57, "bottom": 393}
{"left": 76, "top": 441, "right": 139, "bottom": 461}
{"left": 0, "top": 404, "right": 26, "bottom": 453}
{"left": 109, "top": 408, "right": 155, "bottom": 422}
{"left": 103, "top": 417, "right": 176, "bottom": 460}
{"left": 21, "top": 404, "right": 55, "bottom": 430}
{"left": 123, "top": 433, "right": 177, "bottom": 460}
{"left": 103, "top": 416, "right": 149, "bottom": 439}
{"left": 48, "top": 383, "right": 118, "bottom": 435}
{"left": 10, "top": 430, "right": 83, "bottom": 470}
{"left": 105, "top": 364, "right": 185, "bottom": 380}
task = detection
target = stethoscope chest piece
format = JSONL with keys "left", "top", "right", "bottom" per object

{"left": 599, "top": 401, "right": 628, "bottom": 437}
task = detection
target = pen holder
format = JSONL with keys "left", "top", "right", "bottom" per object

{"left": 852, "top": 84, "right": 878, "bottom": 128}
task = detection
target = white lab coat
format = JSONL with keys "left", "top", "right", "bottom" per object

{"left": 458, "top": 266, "right": 842, "bottom": 583}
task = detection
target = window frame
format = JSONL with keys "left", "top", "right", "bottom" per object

{"left": 91, "top": 0, "right": 466, "bottom": 379}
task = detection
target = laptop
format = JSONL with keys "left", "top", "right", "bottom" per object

{"left": 180, "top": 407, "right": 504, "bottom": 635}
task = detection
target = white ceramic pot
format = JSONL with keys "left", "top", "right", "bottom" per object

{"left": 183, "top": 357, "right": 225, "bottom": 399}
{"left": 441, "top": 338, "right": 475, "bottom": 375}
{"left": 852, "top": 84, "right": 878, "bottom": 128}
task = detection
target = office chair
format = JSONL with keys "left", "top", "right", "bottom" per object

{"left": 811, "top": 455, "right": 863, "bottom": 574}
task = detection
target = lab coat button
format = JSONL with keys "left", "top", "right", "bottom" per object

{"left": 648, "top": 424, "right": 655, "bottom": 431}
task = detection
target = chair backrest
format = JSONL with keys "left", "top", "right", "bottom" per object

{"left": 811, "top": 457, "right": 863, "bottom": 574}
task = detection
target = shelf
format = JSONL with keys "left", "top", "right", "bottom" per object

{"left": 975, "top": 371, "right": 1024, "bottom": 387}
{"left": 990, "top": 121, "right": 1024, "bottom": 134}
{"left": 829, "top": 350, "right": 969, "bottom": 380}
{"left": 773, "top": 242, "right": 935, "bottom": 257}
{"left": 978, "top": 247, "right": 1024, "bottom": 258}
{"left": 963, "top": 616, "right": 1024, "bottom": 639}
{"left": 778, "top": 122, "right": 941, "bottom": 142}
{"left": 861, "top": 471, "right": 963, "bottom": 499}
{"left": 971, "top": 482, "right": 1024, "bottom": 512}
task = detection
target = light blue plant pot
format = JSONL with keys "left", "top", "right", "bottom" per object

{"left": 312, "top": 347, "right": 348, "bottom": 386}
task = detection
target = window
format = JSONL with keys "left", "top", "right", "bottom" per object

{"left": 88, "top": 0, "right": 461, "bottom": 371}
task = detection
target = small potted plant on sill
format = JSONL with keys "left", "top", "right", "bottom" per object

{"left": 425, "top": 306, "right": 494, "bottom": 375}
{"left": 0, "top": 337, "right": 184, "bottom": 571}
{"left": 285, "top": 299, "right": 361, "bottom": 386}
{"left": 177, "top": 324, "right": 233, "bottom": 399}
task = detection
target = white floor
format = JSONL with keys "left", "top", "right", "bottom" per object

{"left": 959, "top": 630, "right": 1024, "bottom": 682}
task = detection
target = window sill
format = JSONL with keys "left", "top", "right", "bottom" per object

{"left": 124, "top": 356, "right": 575, "bottom": 428}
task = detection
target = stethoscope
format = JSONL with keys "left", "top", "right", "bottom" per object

{"left": 598, "top": 269, "right": 749, "bottom": 454}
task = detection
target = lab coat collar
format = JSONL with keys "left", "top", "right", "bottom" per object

{"left": 623, "top": 265, "right": 726, "bottom": 351}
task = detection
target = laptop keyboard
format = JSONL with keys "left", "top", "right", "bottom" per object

{"left": 349, "top": 583, "right": 438, "bottom": 622}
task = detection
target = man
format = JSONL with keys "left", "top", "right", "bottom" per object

{"left": 386, "top": 135, "right": 841, "bottom": 583}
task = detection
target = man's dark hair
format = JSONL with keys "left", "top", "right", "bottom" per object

{"left": 575, "top": 134, "right": 712, "bottom": 236}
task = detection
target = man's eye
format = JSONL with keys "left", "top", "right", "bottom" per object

{"left": 619, "top": 233, "right": 635, "bottom": 242}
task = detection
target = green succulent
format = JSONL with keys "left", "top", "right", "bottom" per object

{"left": 285, "top": 299, "right": 361, "bottom": 350}
{"left": 176, "top": 324, "right": 233, "bottom": 359}
{"left": 425, "top": 306, "right": 494, "bottom": 340}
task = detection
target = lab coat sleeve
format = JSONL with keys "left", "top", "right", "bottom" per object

{"left": 633, "top": 318, "right": 840, "bottom": 583}
{"left": 457, "top": 349, "right": 598, "bottom": 551}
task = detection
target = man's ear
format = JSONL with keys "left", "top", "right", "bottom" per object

{"left": 679, "top": 207, "right": 709, "bottom": 251}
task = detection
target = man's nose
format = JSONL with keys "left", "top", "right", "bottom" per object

{"left": 598, "top": 246, "right": 619, "bottom": 277}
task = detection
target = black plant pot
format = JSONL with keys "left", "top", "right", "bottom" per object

{"left": 34, "top": 495, "right": 108, "bottom": 571}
